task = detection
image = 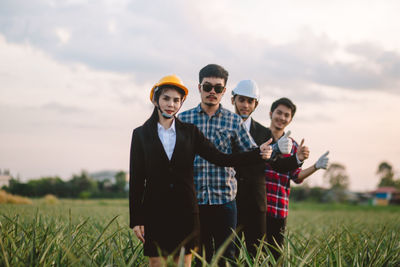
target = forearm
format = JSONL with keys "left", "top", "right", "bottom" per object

{"left": 269, "top": 154, "right": 300, "bottom": 173}
{"left": 296, "top": 164, "right": 318, "bottom": 182}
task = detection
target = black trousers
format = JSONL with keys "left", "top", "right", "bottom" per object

{"left": 198, "top": 200, "right": 237, "bottom": 265}
{"left": 266, "top": 215, "right": 286, "bottom": 260}
{"left": 236, "top": 205, "right": 266, "bottom": 257}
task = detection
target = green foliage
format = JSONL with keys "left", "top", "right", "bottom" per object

{"left": 377, "top": 161, "right": 400, "bottom": 189}
{"left": 114, "top": 171, "right": 127, "bottom": 193}
{"left": 324, "top": 163, "right": 349, "bottom": 190}
{"left": 290, "top": 186, "right": 327, "bottom": 202}
{"left": 1, "top": 200, "right": 399, "bottom": 266}
{"left": 3, "top": 170, "right": 128, "bottom": 199}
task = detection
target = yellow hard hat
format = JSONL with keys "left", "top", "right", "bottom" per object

{"left": 150, "top": 74, "right": 189, "bottom": 102}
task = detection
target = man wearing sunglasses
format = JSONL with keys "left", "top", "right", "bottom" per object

{"left": 178, "top": 64, "right": 297, "bottom": 264}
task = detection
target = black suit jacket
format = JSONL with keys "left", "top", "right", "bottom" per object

{"left": 129, "top": 110, "right": 264, "bottom": 228}
{"left": 236, "top": 119, "right": 299, "bottom": 212}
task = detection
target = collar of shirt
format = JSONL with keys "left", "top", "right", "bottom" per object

{"left": 243, "top": 117, "right": 252, "bottom": 132}
{"left": 195, "top": 103, "right": 224, "bottom": 117}
{"left": 157, "top": 119, "right": 176, "bottom": 133}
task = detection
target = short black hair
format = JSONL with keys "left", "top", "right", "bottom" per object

{"left": 153, "top": 85, "right": 185, "bottom": 103}
{"left": 199, "top": 64, "right": 229, "bottom": 85}
{"left": 270, "top": 97, "right": 296, "bottom": 118}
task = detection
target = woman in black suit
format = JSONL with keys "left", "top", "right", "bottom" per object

{"left": 129, "top": 75, "right": 272, "bottom": 267}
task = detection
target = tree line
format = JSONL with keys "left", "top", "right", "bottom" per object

{"left": 291, "top": 161, "right": 400, "bottom": 203}
{"left": 2, "top": 170, "right": 128, "bottom": 198}
{"left": 2, "top": 161, "right": 398, "bottom": 201}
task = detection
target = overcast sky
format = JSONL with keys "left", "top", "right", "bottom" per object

{"left": 1, "top": 0, "right": 400, "bottom": 191}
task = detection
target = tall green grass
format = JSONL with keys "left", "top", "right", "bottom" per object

{"left": 1, "top": 200, "right": 399, "bottom": 266}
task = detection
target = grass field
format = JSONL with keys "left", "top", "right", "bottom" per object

{"left": 1, "top": 199, "right": 399, "bottom": 266}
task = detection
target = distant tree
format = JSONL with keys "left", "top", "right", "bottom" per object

{"left": 114, "top": 171, "right": 127, "bottom": 193}
{"left": 377, "top": 161, "right": 396, "bottom": 187}
{"left": 290, "top": 186, "right": 308, "bottom": 201}
{"left": 308, "top": 187, "right": 326, "bottom": 202}
{"left": 323, "top": 163, "right": 349, "bottom": 202}
{"left": 324, "top": 163, "right": 349, "bottom": 190}
{"left": 68, "top": 170, "right": 97, "bottom": 197}
{"left": 5, "top": 178, "right": 31, "bottom": 196}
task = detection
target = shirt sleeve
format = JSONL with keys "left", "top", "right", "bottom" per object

{"left": 193, "top": 125, "right": 263, "bottom": 167}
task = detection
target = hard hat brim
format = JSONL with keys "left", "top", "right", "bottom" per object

{"left": 150, "top": 82, "right": 188, "bottom": 101}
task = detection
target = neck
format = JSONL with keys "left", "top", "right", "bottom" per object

{"left": 158, "top": 111, "right": 174, "bottom": 129}
{"left": 201, "top": 102, "right": 220, "bottom": 117}
{"left": 270, "top": 125, "right": 284, "bottom": 141}
{"left": 241, "top": 115, "right": 250, "bottom": 121}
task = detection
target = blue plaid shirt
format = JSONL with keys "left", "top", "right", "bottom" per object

{"left": 178, "top": 104, "right": 258, "bottom": 205}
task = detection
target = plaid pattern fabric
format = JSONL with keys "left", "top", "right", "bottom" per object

{"left": 266, "top": 139, "right": 302, "bottom": 218}
{"left": 178, "top": 104, "right": 257, "bottom": 205}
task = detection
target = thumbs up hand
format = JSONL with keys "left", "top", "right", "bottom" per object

{"left": 260, "top": 138, "right": 273, "bottom": 160}
{"left": 315, "top": 151, "right": 329, "bottom": 169}
{"left": 296, "top": 139, "right": 310, "bottom": 161}
{"left": 277, "top": 130, "right": 293, "bottom": 154}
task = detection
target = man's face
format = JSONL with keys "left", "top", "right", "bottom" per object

{"left": 231, "top": 95, "right": 258, "bottom": 117}
{"left": 270, "top": 104, "right": 292, "bottom": 130}
{"left": 198, "top": 77, "right": 226, "bottom": 107}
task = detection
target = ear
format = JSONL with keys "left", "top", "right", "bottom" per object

{"left": 269, "top": 111, "right": 272, "bottom": 119}
{"left": 231, "top": 96, "right": 235, "bottom": 105}
{"left": 198, "top": 84, "right": 201, "bottom": 93}
{"left": 254, "top": 101, "right": 259, "bottom": 109}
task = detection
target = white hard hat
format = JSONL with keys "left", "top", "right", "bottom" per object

{"left": 232, "top": 79, "right": 260, "bottom": 101}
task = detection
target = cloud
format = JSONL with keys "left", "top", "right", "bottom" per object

{"left": 41, "top": 102, "right": 84, "bottom": 113}
{"left": 1, "top": 0, "right": 400, "bottom": 104}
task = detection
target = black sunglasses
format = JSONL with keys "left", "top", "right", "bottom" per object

{"left": 202, "top": 83, "right": 225, "bottom": 94}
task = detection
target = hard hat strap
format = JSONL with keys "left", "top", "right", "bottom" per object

{"left": 155, "top": 97, "right": 183, "bottom": 120}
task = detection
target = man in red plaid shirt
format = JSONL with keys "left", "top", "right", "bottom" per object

{"left": 265, "top": 98, "right": 330, "bottom": 260}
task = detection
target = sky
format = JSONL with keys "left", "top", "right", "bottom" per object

{"left": 1, "top": 0, "right": 400, "bottom": 191}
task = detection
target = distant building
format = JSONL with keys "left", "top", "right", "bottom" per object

{"left": 0, "top": 168, "right": 12, "bottom": 188}
{"left": 371, "top": 187, "right": 400, "bottom": 206}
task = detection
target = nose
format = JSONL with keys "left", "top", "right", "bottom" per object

{"left": 208, "top": 88, "right": 216, "bottom": 94}
{"left": 167, "top": 99, "right": 174, "bottom": 106}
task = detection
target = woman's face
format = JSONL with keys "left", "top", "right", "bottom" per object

{"left": 156, "top": 88, "right": 183, "bottom": 117}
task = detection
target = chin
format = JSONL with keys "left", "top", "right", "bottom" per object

{"left": 205, "top": 102, "right": 217, "bottom": 106}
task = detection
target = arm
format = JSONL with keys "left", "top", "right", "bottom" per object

{"left": 129, "top": 129, "right": 146, "bottom": 229}
{"left": 268, "top": 154, "right": 301, "bottom": 173}
{"left": 294, "top": 151, "right": 330, "bottom": 183}
{"left": 295, "top": 165, "right": 318, "bottom": 183}
{"left": 268, "top": 137, "right": 306, "bottom": 173}
{"left": 194, "top": 125, "right": 266, "bottom": 167}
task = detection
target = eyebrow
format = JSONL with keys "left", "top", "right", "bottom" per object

{"left": 203, "top": 82, "right": 224, "bottom": 85}
{"left": 162, "top": 94, "right": 181, "bottom": 100}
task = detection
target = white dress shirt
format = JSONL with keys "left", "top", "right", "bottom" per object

{"left": 242, "top": 117, "right": 252, "bottom": 132}
{"left": 157, "top": 120, "right": 176, "bottom": 160}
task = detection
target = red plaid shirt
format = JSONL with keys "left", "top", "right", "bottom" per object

{"left": 266, "top": 138, "right": 303, "bottom": 218}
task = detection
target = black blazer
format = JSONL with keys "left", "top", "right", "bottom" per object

{"left": 236, "top": 119, "right": 299, "bottom": 212}
{"left": 129, "top": 110, "right": 264, "bottom": 228}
